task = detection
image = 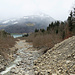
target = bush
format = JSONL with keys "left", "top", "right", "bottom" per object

{"left": 26, "top": 32, "right": 62, "bottom": 48}
{"left": 0, "top": 30, "right": 17, "bottom": 59}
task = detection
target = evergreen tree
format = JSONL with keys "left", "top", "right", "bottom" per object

{"left": 56, "top": 21, "right": 60, "bottom": 26}
{"left": 72, "top": 8, "right": 75, "bottom": 34}
{"left": 40, "top": 29, "right": 45, "bottom": 33}
{"left": 35, "top": 29, "right": 39, "bottom": 32}
{"left": 68, "top": 11, "right": 73, "bottom": 31}
{"left": 56, "top": 29, "right": 58, "bottom": 34}
{"left": 62, "top": 31, "right": 65, "bottom": 39}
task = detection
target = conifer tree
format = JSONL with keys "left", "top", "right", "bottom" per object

{"left": 68, "top": 11, "right": 73, "bottom": 31}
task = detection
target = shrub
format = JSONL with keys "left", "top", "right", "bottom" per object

{"left": 0, "top": 30, "right": 17, "bottom": 59}
{"left": 26, "top": 32, "right": 62, "bottom": 48}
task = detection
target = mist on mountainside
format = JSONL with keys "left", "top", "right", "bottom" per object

{"left": 0, "top": 13, "right": 55, "bottom": 33}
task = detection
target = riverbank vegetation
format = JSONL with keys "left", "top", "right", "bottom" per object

{"left": 26, "top": 8, "right": 75, "bottom": 49}
{"left": 0, "top": 30, "right": 17, "bottom": 60}
{"left": 0, "top": 7, "right": 75, "bottom": 58}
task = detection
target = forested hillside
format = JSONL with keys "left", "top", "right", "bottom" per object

{"left": 26, "top": 8, "right": 75, "bottom": 48}
{"left": 0, "top": 14, "right": 55, "bottom": 33}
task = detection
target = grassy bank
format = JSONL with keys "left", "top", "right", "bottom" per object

{"left": 0, "top": 30, "right": 17, "bottom": 60}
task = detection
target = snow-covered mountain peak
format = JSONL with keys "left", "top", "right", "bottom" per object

{"left": 2, "top": 20, "right": 10, "bottom": 24}
{"left": 34, "top": 12, "right": 50, "bottom": 18}
{"left": 23, "top": 16, "right": 29, "bottom": 19}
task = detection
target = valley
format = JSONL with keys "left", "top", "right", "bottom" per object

{"left": 0, "top": 13, "right": 55, "bottom": 33}
{"left": 0, "top": 7, "right": 75, "bottom": 75}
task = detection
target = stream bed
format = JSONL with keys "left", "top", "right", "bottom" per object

{"left": 0, "top": 40, "right": 42, "bottom": 75}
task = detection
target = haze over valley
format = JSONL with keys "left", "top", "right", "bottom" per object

{"left": 0, "top": 13, "right": 55, "bottom": 33}
{"left": 0, "top": 0, "right": 74, "bottom": 33}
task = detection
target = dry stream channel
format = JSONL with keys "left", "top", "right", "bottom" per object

{"left": 0, "top": 39, "right": 42, "bottom": 75}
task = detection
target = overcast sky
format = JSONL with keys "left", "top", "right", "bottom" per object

{"left": 0, "top": 0, "right": 75, "bottom": 21}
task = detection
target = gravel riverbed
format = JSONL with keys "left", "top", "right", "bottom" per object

{"left": 0, "top": 40, "right": 43, "bottom": 75}
{"left": 1, "top": 36, "right": 75, "bottom": 75}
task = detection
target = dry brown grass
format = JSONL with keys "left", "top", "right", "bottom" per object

{"left": 26, "top": 32, "right": 62, "bottom": 48}
{"left": 33, "top": 34, "right": 61, "bottom": 48}
{"left": 0, "top": 35, "right": 17, "bottom": 60}
{"left": 0, "top": 36, "right": 17, "bottom": 48}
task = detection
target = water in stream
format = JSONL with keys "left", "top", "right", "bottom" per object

{"left": 11, "top": 34, "right": 23, "bottom": 38}
{"left": 0, "top": 53, "right": 22, "bottom": 75}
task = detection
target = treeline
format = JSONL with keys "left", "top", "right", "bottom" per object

{"left": 35, "top": 7, "right": 75, "bottom": 39}
{"left": 26, "top": 8, "right": 75, "bottom": 48}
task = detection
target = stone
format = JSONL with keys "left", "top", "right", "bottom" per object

{"left": 35, "top": 71, "right": 38, "bottom": 75}
{"left": 25, "top": 73, "right": 29, "bottom": 75}
{"left": 73, "top": 56, "right": 75, "bottom": 59}
{"left": 16, "top": 63, "right": 20, "bottom": 66}
{"left": 10, "top": 67, "right": 19, "bottom": 74}
{"left": 66, "top": 60, "right": 71, "bottom": 63}
{"left": 0, "top": 64, "right": 5, "bottom": 72}
{"left": 33, "top": 36, "right": 75, "bottom": 74}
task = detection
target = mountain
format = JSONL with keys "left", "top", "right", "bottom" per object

{"left": 0, "top": 13, "right": 55, "bottom": 33}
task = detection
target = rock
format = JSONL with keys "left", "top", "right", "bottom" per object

{"left": 73, "top": 56, "right": 75, "bottom": 59}
{"left": 25, "top": 73, "right": 29, "bottom": 75}
{"left": 33, "top": 66, "right": 39, "bottom": 71}
{"left": 33, "top": 36, "right": 75, "bottom": 74}
{"left": 10, "top": 67, "right": 19, "bottom": 74}
{"left": 0, "top": 64, "right": 5, "bottom": 72}
{"left": 66, "top": 60, "right": 71, "bottom": 63}
{"left": 52, "top": 73, "right": 57, "bottom": 75}
{"left": 27, "top": 67, "right": 31, "bottom": 70}
{"left": 16, "top": 62, "right": 21, "bottom": 66}
{"left": 35, "top": 71, "right": 38, "bottom": 75}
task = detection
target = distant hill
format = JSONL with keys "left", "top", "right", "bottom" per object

{"left": 0, "top": 13, "right": 55, "bottom": 33}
